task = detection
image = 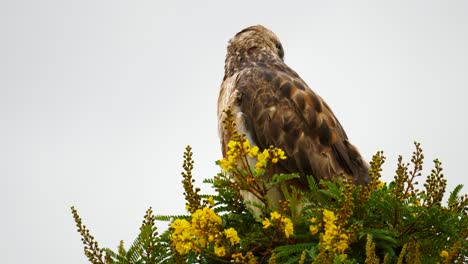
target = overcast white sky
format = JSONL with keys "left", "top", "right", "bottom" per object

{"left": 1, "top": 1, "right": 467, "bottom": 263}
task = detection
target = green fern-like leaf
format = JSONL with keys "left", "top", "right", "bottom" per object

{"left": 272, "top": 243, "right": 317, "bottom": 261}
{"left": 153, "top": 214, "right": 189, "bottom": 222}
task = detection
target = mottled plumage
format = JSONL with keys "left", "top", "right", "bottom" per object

{"left": 218, "top": 25, "right": 369, "bottom": 210}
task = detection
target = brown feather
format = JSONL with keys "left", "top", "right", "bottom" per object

{"left": 218, "top": 25, "right": 370, "bottom": 212}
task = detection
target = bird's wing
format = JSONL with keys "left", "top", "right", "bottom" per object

{"left": 234, "top": 66, "right": 369, "bottom": 185}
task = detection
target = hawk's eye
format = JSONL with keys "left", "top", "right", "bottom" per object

{"left": 275, "top": 42, "right": 284, "bottom": 59}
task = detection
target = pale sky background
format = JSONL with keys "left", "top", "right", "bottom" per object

{"left": 1, "top": 1, "right": 467, "bottom": 263}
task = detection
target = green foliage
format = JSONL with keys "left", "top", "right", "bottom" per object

{"left": 71, "top": 206, "right": 108, "bottom": 264}
{"left": 72, "top": 142, "right": 467, "bottom": 263}
{"left": 71, "top": 206, "right": 173, "bottom": 264}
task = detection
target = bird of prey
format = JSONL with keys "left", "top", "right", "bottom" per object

{"left": 218, "top": 25, "right": 370, "bottom": 211}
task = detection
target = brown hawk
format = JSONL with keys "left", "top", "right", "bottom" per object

{"left": 218, "top": 25, "right": 370, "bottom": 212}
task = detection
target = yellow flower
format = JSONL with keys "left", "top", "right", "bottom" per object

{"left": 207, "top": 196, "right": 215, "bottom": 206}
{"left": 262, "top": 218, "right": 271, "bottom": 228}
{"left": 335, "top": 237, "right": 349, "bottom": 253}
{"left": 174, "top": 240, "right": 194, "bottom": 255}
{"left": 246, "top": 252, "right": 258, "bottom": 264}
{"left": 310, "top": 217, "right": 318, "bottom": 224}
{"left": 299, "top": 250, "right": 306, "bottom": 264}
{"left": 254, "top": 149, "right": 272, "bottom": 174}
{"left": 323, "top": 209, "right": 337, "bottom": 223}
{"left": 226, "top": 139, "right": 242, "bottom": 160}
{"left": 337, "top": 254, "right": 348, "bottom": 262}
{"left": 263, "top": 212, "right": 294, "bottom": 238}
{"left": 170, "top": 206, "right": 230, "bottom": 256}
{"left": 248, "top": 146, "right": 259, "bottom": 157}
{"left": 224, "top": 227, "right": 240, "bottom": 245}
{"left": 309, "top": 225, "right": 318, "bottom": 235}
{"left": 254, "top": 162, "right": 266, "bottom": 174}
{"left": 171, "top": 218, "right": 191, "bottom": 233}
{"left": 170, "top": 219, "right": 194, "bottom": 255}
{"left": 321, "top": 209, "right": 339, "bottom": 250}
{"left": 232, "top": 252, "right": 245, "bottom": 262}
{"left": 376, "top": 181, "right": 384, "bottom": 190}
{"left": 440, "top": 250, "right": 449, "bottom": 258}
{"left": 214, "top": 245, "right": 226, "bottom": 257}
{"left": 322, "top": 230, "right": 335, "bottom": 246}
{"left": 413, "top": 199, "right": 420, "bottom": 206}
{"left": 227, "top": 140, "right": 238, "bottom": 149}
{"left": 192, "top": 207, "right": 222, "bottom": 229}
{"left": 281, "top": 217, "right": 294, "bottom": 238}
{"left": 270, "top": 211, "right": 281, "bottom": 220}
{"left": 242, "top": 139, "right": 251, "bottom": 152}
{"left": 278, "top": 149, "right": 286, "bottom": 159}
{"left": 270, "top": 148, "right": 287, "bottom": 164}
{"left": 319, "top": 209, "right": 351, "bottom": 255}
{"left": 257, "top": 149, "right": 270, "bottom": 163}
{"left": 218, "top": 158, "right": 233, "bottom": 171}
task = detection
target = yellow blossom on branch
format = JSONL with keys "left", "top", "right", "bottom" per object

{"left": 191, "top": 207, "right": 222, "bottom": 229}
{"left": 262, "top": 218, "right": 271, "bottom": 228}
{"left": 227, "top": 140, "right": 241, "bottom": 158}
{"left": 440, "top": 250, "right": 449, "bottom": 258}
{"left": 376, "top": 180, "right": 385, "bottom": 190}
{"left": 246, "top": 252, "right": 258, "bottom": 264}
{"left": 218, "top": 158, "right": 234, "bottom": 171}
{"left": 255, "top": 149, "right": 270, "bottom": 174}
{"left": 224, "top": 227, "right": 240, "bottom": 245}
{"left": 270, "top": 211, "right": 282, "bottom": 221}
{"left": 262, "top": 211, "right": 294, "bottom": 238}
{"left": 335, "top": 234, "right": 349, "bottom": 253}
{"left": 170, "top": 206, "right": 240, "bottom": 256}
{"left": 309, "top": 225, "right": 318, "bottom": 235}
{"left": 206, "top": 196, "right": 215, "bottom": 206}
{"left": 231, "top": 252, "right": 245, "bottom": 262}
{"left": 281, "top": 217, "right": 294, "bottom": 238}
{"left": 323, "top": 209, "right": 337, "bottom": 223}
{"left": 270, "top": 148, "right": 286, "bottom": 164}
{"left": 248, "top": 145, "right": 259, "bottom": 157}
{"left": 319, "top": 209, "right": 350, "bottom": 255}
{"left": 214, "top": 245, "right": 226, "bottom": 257}
{"left": 254, "top": 147, "right": 287, "bottom": 174}
{"left": 217, "top": 137, "right": 287, "bottom": 178}
{"left": 170, "top": 219, "right": 195, "bottom": 255}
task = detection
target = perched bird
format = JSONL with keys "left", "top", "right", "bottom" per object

{"left": 218, "top": 25, "right": 370, "bottom": 212}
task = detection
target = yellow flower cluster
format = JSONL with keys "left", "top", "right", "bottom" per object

{"left": 376, "top": 180, "right": 385, "bottom": 190}
{"left": 171, "top": 218, "right": 194, "bottom": 255}
{"left": 170, "top": 207, "right": 240, "bottom": 256}
{"left": 230, "top": 252, "right": 258, "bottom": 263}
{"left": 231, "top": 252, "right": 244, "bottom": 262}
{"left": 262, "top": 211, "right": 294, "bottom": 238}
{"left": 206, "top": 196, "right": 215, "bottom": 207}
{"left": 440, "top": 250, "right": 449, "bottom": 258}
{"left": 214, "top": 245, "right": 226, "bottom": 257}
{"left": 224, "top": 227, "right": 240, "bottom": 245}
{"left": 218, "top": 137, "right": 259, "bottom": 171}
{"left": 320, "top": 209, "right": 349, "bottom": 255}
{"left": 218, "top": 137, "right": 286, "bottom": 175}
{"left": 309, "top": 217, "right": 319, "bottom": 235}
{"left": 255, "top": 147, "right": 287, "bottom": 174}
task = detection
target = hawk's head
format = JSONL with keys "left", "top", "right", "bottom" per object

{"left": 227, "top": 25, "right": 284, "bottom": 61}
